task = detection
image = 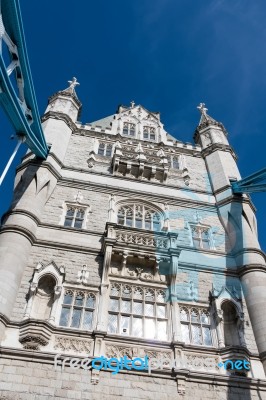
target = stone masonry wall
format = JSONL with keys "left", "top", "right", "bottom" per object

{"left": 0, "top": 356, "right": 265, "bottom": 400}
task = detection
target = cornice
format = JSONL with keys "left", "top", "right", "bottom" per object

{"left": 0, "top": 224, "right": 37, "bottom": 245}
{"left": 215, "top": 192, "right": 257, "bottom": 213}
{"left": 39, "top": 223, "right": 103, "bottom": 237}
{"left": 34, "top": 239, "right": 103, "bottom": 255}
{"left": 194, "top": 119, "right": 227, "bottom": 136}
{"left": 1, "top": 208, "right": 41, "bottom": 227}
{"left": 238, "top": 263, "right": 266, "bottom": 277}
{"left": 58, "top": 174, "right": 216, "bottom": 208}
{"left": 201, "top": 143, "right": 237, "bottom": 160}
{"left": 233, "top": 247, "right": 266, "bottom": 262}
{"left": 48, "top": 90, "right": 82, "bottom": 109}
{"left": 41, "top": 111, "right": 78, "bottom": 132}
{"left": 15, "top": 155, "right": 62, "bottom": 181}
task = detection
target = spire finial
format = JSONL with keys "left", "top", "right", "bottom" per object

{"left": 130, "top": 100, "right": 135, "bottom": 108}
{"left": 197, "top": 103, "right": 208, "bottom": 118}
{"left": 67, "top": 77, "right": 80, "bottom": 93}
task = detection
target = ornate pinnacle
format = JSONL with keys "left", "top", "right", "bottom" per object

{"left": 197, "top": 103, "right": 208, "bottom": 118}
{"left": 66, "top": 77, "right": 80, "bottom": 93}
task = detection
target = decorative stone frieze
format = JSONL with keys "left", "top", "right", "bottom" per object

{"left": 54, "top": 335, "right": 93, "bottom": 354}
{"left": 105, "top": 344, "right": 135, "bottom": 359}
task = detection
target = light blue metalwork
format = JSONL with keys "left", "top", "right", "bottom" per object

{"left": 0, "top": 0, "right": 48, "bottom": 159}
{"left": 231, "top": 167, "right": 266, "bottom": 194}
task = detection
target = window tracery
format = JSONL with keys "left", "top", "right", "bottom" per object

{"left": 64, "top": 206, "right": 86, "bottom": 229}
{"left": 117, "top": 204, "right": 162, "bottom": 231}
{"left": 59, "top": 290, "right": 96, "bottom": 330}
{"left": 179, "top": 306, "right": 213, "bottom": 346}
{"left": 190, "top": 225, "right": 211, "bottom": 249}
{"left": 108, "top": 283, "right": 167, "bottom": 340}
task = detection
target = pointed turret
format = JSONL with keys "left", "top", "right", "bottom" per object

{"left": 194, "top": 103, "right": 229, "bottom": 150}
{"left": 42, "top": 78, "right": 82, "bottom": 163}
{"left": 193, "top": 103, "right": 240, "bottom": 194}
{"left": 45, "top": 77, "right": 82, "bottom": 122}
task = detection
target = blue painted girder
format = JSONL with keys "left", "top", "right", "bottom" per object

{"left": 231, "top": 167, "right": 266, "bottom": 194}
{"left": 0, "top": 0, "right": 48, "bottom": 159}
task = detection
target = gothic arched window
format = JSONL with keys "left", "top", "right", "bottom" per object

{"left": 59, "top": 290, "right": 96, "bottom": 330}
{"left": 117, "top": 204, "right": 162, "bottom": 231}
{"left": 191, "top": 225, "right": 211, "bottom": 249}
{"left": 64, "top": 206, "right": 85, "bottom": 229}
{"left": 108, "top": 283, "right": 167, "bottom": 340}
{"left": 180, "top": 306, "right": 213, "bottom": 346}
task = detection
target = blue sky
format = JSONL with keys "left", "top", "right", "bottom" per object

{"left": 1, "top": 0, "right": 266, "bottom": 249}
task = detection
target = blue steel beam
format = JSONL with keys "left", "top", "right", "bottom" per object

{"left": 0, "top": 0, "right": 48, "bottom": 159}
{"left": 232, "top": 183, "right": 266, "bottom": 194}
{"left": 231, "top": 167, "right": 266, "bottom": 194}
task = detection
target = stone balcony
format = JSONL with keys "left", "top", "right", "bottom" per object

{"left": 105, "top": 223, "right": 178, "bottom": 254}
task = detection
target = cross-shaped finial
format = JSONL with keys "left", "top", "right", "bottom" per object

{"left": 67, "top": 77, "right": 80, "bottom": 93}
{"left": 197, "top": 103, "right": 208, "bottom": 117}
{"left": 130, "top": 100, "right": 135, "bottom": 108}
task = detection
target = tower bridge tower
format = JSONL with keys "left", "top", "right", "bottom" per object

{"left": 0, "top": 84, "right": 266, "bottom": 399}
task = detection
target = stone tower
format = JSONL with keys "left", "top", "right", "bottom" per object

{"left": 0, "top": 83, "right": 266, "bottom": 399}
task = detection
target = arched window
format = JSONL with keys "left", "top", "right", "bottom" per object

{"left": 108, "top": 283, "right": 167, "bottom": 340}
{"left": 221, "top": 302, "right": 240, "bottom": 346}
{"left": 117, "top": 204, "right": 162, "bottom": 231}
{"left": 59, "top": 290, "right": 96, "bottom": 330}
{"left": 64, "top": 206, "right": 85, "bottom": 229}
{"left": 191, "top": 225, "right": 211, "bottom": 249}
{"left": 180, "top": 306, "right": 213, "bottom": 346}
{"left": 31, "top": 275, "right": 56, "bottom": 320}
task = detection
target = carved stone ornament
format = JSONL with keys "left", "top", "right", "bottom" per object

{"left": 143, "top": 350, "right": 172, "bottom": 368}
{"left": 105, "top": 345, "right": 135, "bottom": 359}
{"left": 54, "top": 336, "right": 92, "bottom": 354}
{"left": 20, "top": 335, "right": 48, "bottom": 350}
{"left": 77, "top": 265, "right": 89, "bottom": 284}
{"left": 19, "top": 322, "right": 51, "bottom": 350}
